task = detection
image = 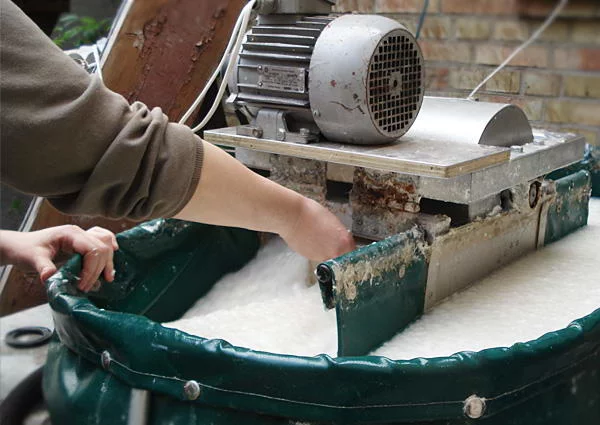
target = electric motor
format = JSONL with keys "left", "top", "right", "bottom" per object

{"left": 229, "top": 3, "right": 424, "bottom": 145}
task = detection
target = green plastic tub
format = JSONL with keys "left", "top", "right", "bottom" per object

{"left": 43, "top": 167, "right": 600, "bottom": 425}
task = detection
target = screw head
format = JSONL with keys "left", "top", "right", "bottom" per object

{"left": 101, "top": 351, "right": 111, "bottom": 370}
{"left": 251, "top": 127, "right": 263, "bottom": 138}
{"left": 184, "top": 380, "right": 201, "bottom": 400}
{"left": 463, "top": 395, "right": 486, "bottom": 419}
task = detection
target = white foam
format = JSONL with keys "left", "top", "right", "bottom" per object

{"left": 164, "top": 199, "right": 600, "bottom": 359}
{"left": 164, "top": 237, "right": 338, "bottom": 356}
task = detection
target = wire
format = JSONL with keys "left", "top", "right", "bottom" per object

{"left": 415, "top": 0, "right": 429, "bottom": 40}
{"left": 468, "top": 0, "right": 568, "bottom": 100}
{"left": 178, "top": 0, "right": 251, "bottom": 126}
{"left": 190, "top": 0, "right": 256, "bottom": 133}
{"left": 179, "top": 0, "right": 256, "bottom": 131}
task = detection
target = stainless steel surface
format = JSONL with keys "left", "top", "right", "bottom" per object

{"left": 424, "top": 189, "right": 546, "bottom": 310}
{"left": 309, "top": 15, "right": 423, "bottom": 144}
{"left": 404, "top": 97, "right": 533, "bottom": 147}
{"left": 208, "top": 128, "right": 585, "bottom": 204}
{"left": 205, "top": 126, "right": 510, "bottom": 178}
{"left": 128, "top": 389, "right": 150, "bottom": 425}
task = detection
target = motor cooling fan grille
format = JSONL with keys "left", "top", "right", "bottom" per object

{"left": 367, "top": 30, "right": 423, "bottom": 137}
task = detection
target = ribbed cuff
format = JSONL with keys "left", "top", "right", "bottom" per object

{"left": 170, "top": 130, "right": 205, "bottom": 218}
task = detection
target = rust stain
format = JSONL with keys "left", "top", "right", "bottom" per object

{"left": 352, "top": 168, "right": 420, "bottom": 212}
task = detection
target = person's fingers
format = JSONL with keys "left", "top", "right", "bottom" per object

{"left": 79, "top": 247, "right": 103, "bottom": 292}
{"left": 87, "top": 226, "right": 119, "bottom": 251}
{"left": 101, "top": 239, "right": 116, "bottom": 283}
{"left": 59, "top": 227, "right": 114, "bottom": 291}
{"left": 32, "top": 255, "right": 57, "bottom": 284}
{"left": 85, "top": 227, "right": 117, "bottom": 283}
{"left": 279, "top": 198, "right": 356, "bottom": 262}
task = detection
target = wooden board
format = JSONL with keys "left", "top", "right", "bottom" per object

{"left": 205, "top": 127, "right": 511, "bottom": 178}
{"left": 102, "top": 0, "right": 245, "bottom": 122}
{"left": 0, "top": 0, "right": 246, "bottom": 316}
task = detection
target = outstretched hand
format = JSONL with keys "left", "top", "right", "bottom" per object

{"left": 279, "top": 197, "right": 356, "bottom": 262}
{"left": 0, "top": 225, "right": 119, "bottom": 292}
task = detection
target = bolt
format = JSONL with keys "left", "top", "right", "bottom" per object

{"left": 257, "top": 65, "right": 263, "bottom": 72}
{"left": 251, "top": 128, "right": 263, "bottom": 138}
{"left": 184, "top": 380, "right": 201, "bottom": 400}
{"left": 463, "top": 395, "right": 486, "bottom": 419}
{"left": 258, "top": 81, "right": 263, "bottom": 87}
{"left": 299, "top": 128, "right": 311, "bottom": 137}
{"left": 101, "top": 351, "right": 111, "bottom": 370}
{"left": 510, "top": 145, "right": 524, "bottom": 153}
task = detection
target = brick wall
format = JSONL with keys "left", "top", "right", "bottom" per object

{"left": 334, "top": 0, "right": 600, "bottom": 146}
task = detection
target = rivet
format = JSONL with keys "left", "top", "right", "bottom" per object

{"left": 101, "top": 350, "right": 111, "bottom": 370}
{"left": 315, "top": 264, "right": 333, "bottom": 285}
{"left": 184, "top": 380, "right": 201, "bottom": 400}
{"left": 463, "top": 395, "right": 486, "bottom": 419}
{"left": 528, "top": 181, "right": 541, "bottom": 209}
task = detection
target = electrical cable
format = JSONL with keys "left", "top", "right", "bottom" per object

{"left": 179, "top": 0, "right": 257, "bottom": 131}
{"left": 415, "top": 0, "right": 429, "bottom": 40}
{"left": 468, "top": 0, "right": 568, "bottom": 100}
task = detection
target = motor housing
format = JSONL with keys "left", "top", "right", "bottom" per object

{"left": 229, "top": 11, "right": 424, "bottom": 145}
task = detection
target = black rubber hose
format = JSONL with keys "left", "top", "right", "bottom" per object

{"left": 0, "top": 366, "right": 44, "bottom": 425}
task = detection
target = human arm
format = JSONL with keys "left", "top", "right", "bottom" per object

{"left": 175, "top": 142, "right": 356, "bottom": 261}
{"left": 0, "top": 0, "right": 355, "bottom": 262}
{"left": 0, "top": 226, "right": 119, "bottom": 292}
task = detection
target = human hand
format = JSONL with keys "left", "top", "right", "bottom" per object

{"left": 278, "top": 198, "right": 356, "bottom": 262}
{"left": 0, "top": 225, "right": 119, "bottom": 292}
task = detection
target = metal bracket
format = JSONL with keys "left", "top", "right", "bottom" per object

{"left": 236, "top": 108, "right": 319, "bottom": 144}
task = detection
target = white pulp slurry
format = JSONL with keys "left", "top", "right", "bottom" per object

{"left": 164, "top": 199, "right": 600, "bottom": 359}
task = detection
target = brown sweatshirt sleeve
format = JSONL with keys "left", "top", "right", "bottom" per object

{"left": 0, "top": 0, "right": 204, "bottom": 221}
